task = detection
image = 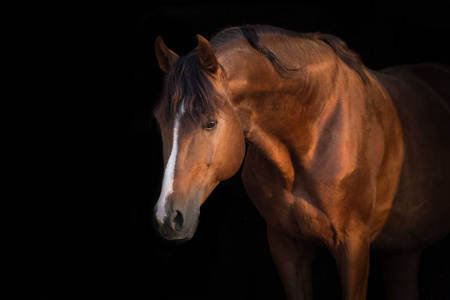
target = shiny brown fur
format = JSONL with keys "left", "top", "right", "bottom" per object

{"left": 154, "top": 25, "right": 450, "bottom": 299}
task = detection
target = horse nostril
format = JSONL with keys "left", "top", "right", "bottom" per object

{"left": 172, "top": 210, "right": 184, "bottom": 231}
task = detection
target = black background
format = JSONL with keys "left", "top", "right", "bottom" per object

{"left": 116, "top": 1, "right": 450, "bottom": 299}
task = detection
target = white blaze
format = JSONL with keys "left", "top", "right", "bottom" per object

{"left": 156, "top": 103, "right": 184, "bottom": 223}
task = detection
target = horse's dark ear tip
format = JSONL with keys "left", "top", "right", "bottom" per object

{"left": 196, "top": 34, "right": 209, "bottom": 45}
{"left": 155, "top": 36, "right": 163, "bottom": 47}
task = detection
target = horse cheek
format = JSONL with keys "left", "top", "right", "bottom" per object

{"left": 216, "top": 124, "right": 245, "bottom": 181}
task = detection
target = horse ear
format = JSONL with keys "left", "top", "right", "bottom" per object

{"left": 155, "top": 36, "right": 179, "bottom": 73}
{"left": 196, "top": 34, "right": 218, "bottom": 74}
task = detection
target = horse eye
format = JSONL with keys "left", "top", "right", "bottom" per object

{"left": 205, "top": 120, "right": 217, "bottom": 130}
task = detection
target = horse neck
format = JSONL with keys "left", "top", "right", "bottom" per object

{"left": 219, "top": 41, "right": 378, "bottom": 189}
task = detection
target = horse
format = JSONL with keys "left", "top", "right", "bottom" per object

{"left": 152, "top": 25, "right": 450, "bottom": 300}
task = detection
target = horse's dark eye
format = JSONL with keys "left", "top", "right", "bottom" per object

{"left": 205, "top": 120, "right": 217, "bottom": 130}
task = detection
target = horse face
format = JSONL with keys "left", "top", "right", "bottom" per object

{"left": 154, "top": 99, "right": 245, "bottom": 241}
{"left": 154, "top": 34, "right": 245, "bottom": 240}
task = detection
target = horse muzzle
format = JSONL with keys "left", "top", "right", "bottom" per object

{"left": 154, "top": 203, "right": 200, "bottom": 241}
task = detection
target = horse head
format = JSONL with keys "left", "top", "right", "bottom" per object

{"left": 153, "top": 35, "right": 245, "bottom": 241}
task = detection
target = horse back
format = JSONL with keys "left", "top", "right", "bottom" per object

{"left": 372, "top": 63, "right": 450, "bottom": 251}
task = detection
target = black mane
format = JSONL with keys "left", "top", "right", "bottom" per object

{"left": 211, "top": 25, "right": 369, "bottom": 83}
{"left": 211, "top": 25, "right": 300, "bottom": 78}
{"left": 315, "top": 33, "right": 369, "bottom": 83}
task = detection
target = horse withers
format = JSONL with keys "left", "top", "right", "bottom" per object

{"left": 153, "top": 25, "right": 450, "bottom": 299}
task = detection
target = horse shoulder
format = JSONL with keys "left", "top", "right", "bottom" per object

{"left": 241, "top": 145, "right": 298, "bottom": 234}
{"left": 242, "top": 145, "right": 339, "bottom": 245}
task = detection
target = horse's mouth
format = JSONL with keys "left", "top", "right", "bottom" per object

{"left": 158, "top": 213, "right": 199, "bottom": 242}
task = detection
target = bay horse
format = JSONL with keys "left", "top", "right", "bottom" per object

{"left": 153, "top": 25, "right": 450, "bottom": 300}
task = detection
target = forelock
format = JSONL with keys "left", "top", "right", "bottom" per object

{"left": 154, "top": 52, "right": 227, "bottom": 127}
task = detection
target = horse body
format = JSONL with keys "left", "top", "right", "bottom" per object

{"left": 222, "top": 29, "right": 406, "bottom": 299}
{"left": 154, "top": 25, "right": 450, "bottom": 299}
{"left": 371, "top": 64, "right": 450, "bottom": 251}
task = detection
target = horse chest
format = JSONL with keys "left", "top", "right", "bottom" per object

{"left": 242, "top": 147, "right": 336, "bottom": 244}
